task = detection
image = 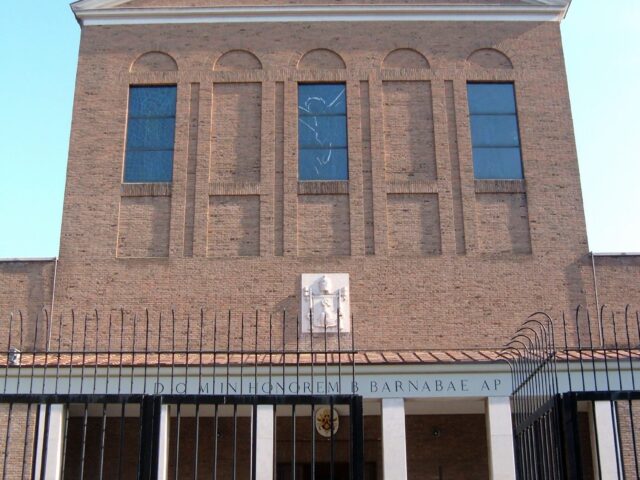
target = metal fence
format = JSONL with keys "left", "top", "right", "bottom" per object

{"left": 502, "top": 306, "right": 640, "bottom": 479}
{"left": 0, "top": 309, "right": 364, "bottom": 480}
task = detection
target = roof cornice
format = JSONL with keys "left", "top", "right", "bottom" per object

{"left": 72, "top": 3, "right": 571, "bottom": 26}
{"left": 72, "top": 0, "right": 131, "bottom": 8}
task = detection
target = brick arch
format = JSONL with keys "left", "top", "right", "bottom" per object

{"left": 130, "top": 51, "right": 178, "bottom": 72}
{"left": 466, "top": 48, "right": 513, "bottom": 69}
{"left": 382, "top": 48, "right": 430, "bottom": 69}
{"left": 295, "top": 48, "right": 346, "bottom": 69}
{"left": 213, "top": 49, "right": 262, "bottom": 71}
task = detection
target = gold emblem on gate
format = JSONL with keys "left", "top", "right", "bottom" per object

{"left": 314, "top": 406, "right": 339, "bottom": 437}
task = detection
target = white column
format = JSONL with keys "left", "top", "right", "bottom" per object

{"left": 35, "top": 404, "right": 66, "bottom": 480}
{"left": 255, "top": 405, "right": 275, "bottom": 480}
{"left": 382, "top": 398, "right": 407, "bottom": 480}
{"left": 485, "top": 397, "right": 516, "bottom": 480}
{"left": 591, "top": 401, "right": 622, "bottom": 479}
{"left": 157, "top": 405, "right": 170, "bottom": 480}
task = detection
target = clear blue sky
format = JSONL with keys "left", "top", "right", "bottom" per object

{"left": 0, "top": 1, "right": 638, "bottom": 258}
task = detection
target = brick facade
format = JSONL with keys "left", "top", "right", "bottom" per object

{"left": 50, "top": 19, "right": 595, "bottom": 349}
{"left": 0, "top": 2, "right": 638, "bottom": 479}
{"left": 1, "top": 10, "right": 638, "bottom": 349}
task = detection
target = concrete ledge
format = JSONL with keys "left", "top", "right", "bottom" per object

{"left": 474, "top": 179, "right": 526, "bottom": 194}
{"left": 298, "top": 181, "right": 349, "bottom": 195}
{"left": 120, "top": 183, "right": 172, "bottom": 197}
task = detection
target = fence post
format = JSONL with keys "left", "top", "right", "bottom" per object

{"left": 34, "top": 404, "right": 66, "bottom": 480}
{"left": 138, "top": 396, "right": 162, "bottom": 480}
{"left": 157, "top": 404, "right": 170, "bottom": 480}
{"left": 560, "top": 394, "right": 582, "bottom": 479}
{"left": 486, "top": 396, "right": 517, "bottom": 480}
{"left": 591, "top": 400, "right": 622, "bottom": 479}
{"left": 254, "top": 404, "right": 275, "bottom": 480}
{"left": 381, "top": 397, "right": 407, "bottom": 480}
{"left": 350, "top": 396, "right": 364, "bottom": 480}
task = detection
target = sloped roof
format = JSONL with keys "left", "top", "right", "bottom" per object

{"left": 8, "top": 348, "right": 637, "bottom": 368}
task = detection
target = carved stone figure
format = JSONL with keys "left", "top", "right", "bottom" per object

{"left": 318, "top": 274, "right": 332, "bottom": 294}
{"left": 301, "top": 274, "right": 350, "bottom": 333}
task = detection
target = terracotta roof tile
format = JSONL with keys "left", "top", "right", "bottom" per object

{"left": 397, "top": 352, "right": 420, "bottom": 363}
{"left": 429, "top": 351, "right": 453, "bottom": 363}
{"left": 3, "top": 349, "right": 640, "bottom": 368}
{"left": 443, "top": 351, "right": 470, "bottom": 362}
{"left": 380, "top": 352, "right": 403, "bottom": 363}
{"left": 413, "top": 351, "right": 436, "bottom": 363}
{"left": 362, "top": 352, "right": 384, "bottom": 364}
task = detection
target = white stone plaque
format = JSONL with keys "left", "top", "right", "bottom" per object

{"left": 301, "top": 273, "right": 350, "bottom": 333}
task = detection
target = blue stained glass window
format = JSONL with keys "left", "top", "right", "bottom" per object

{"left": 298, "top": 84, "right": 348, "bottom": 181}
{"left": 467, "top": 83, "right": 516, "bottom": 115}
{"left": 124, "top": 85, "right": 177, "bottom": 183}
{"left": 467, "top": 83, "right": 523, "bottom": 179}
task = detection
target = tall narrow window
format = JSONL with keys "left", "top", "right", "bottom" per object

{"left": 298, "top": 83, "right": 348, "bottom": 181}
{"left": 467, "top": 83, "right": 523, "bottom": 179}
{"left": 124, "top": 85, "right": 177, "bottom": 183}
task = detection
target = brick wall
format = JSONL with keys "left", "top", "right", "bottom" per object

{"left": 0, "top": 260, "right": 55, "bottom": 349}
{"left": 0, "top": 8, "right": 630, "bottom": 354}
{"left": 47, "top": 19, "right": 602, "bottom": 350}
{"left": 65, "top": 410, "right": 492, "bottom": 480}
{"left": 0, "top": 405, "right": 38, "bottom": 479}
{"left": 406, "top": 414, "right": 488, "bottom": 479}
{"left": 0, "top": 16, "right": 636, "bottom": 350}
{"left": 616, "top": 400, "right": 640, "bottom": 479}
{"left": 592, "top": 256, "right": 640, "bottom": 311}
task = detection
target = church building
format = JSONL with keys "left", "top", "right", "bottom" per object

{"left": 1, "top": 0, "right": 639, "bottom": 478}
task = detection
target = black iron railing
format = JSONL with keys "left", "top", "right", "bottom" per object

{"left": 502, "top": 306, "right": 640, "bottom": 480}
{"left": 0, "top": 309, "right": 364, "bottom": 480}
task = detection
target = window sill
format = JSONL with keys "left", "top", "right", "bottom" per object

{"left": 386, "top": 179, "right": 438, "bottom": 194}
{"left": 209, "top": 182, "right": 261, "bottom": 196}
{"left": 298, "top": 181, "right": 349, "bottom": 195}
{"left": 121, "top": 183, "right": 172, "bottom": 197}
{"left": 474, "top": 179, "right": 525, "bottom": 194}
